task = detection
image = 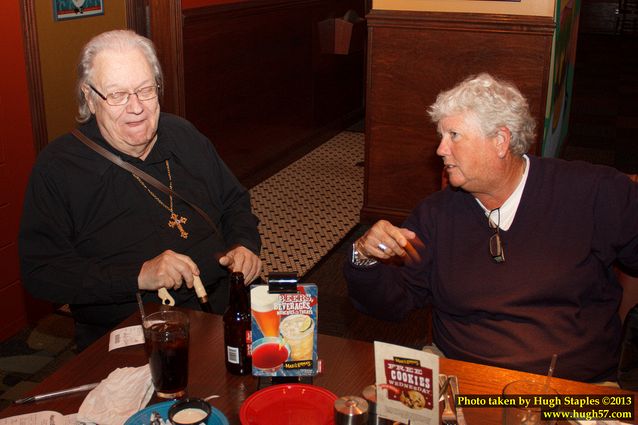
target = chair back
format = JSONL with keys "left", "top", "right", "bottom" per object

{"left": 618, "top": 173, "right": 638, "bottom": 323}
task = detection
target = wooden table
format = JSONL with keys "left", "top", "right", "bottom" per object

{"left": 1, "top": 306, "right": 635, "bottom": 424}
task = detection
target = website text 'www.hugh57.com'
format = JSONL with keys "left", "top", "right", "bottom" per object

{"left": 542, "top": 408, "right": 633, "bottom": 421}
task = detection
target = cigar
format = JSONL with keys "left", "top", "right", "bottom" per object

{"left": 193, "top": 275, "right": 212, "bottom": 313}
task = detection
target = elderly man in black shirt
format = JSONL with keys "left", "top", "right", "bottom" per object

{"left": 19, "top": 30, "right": 261, "bottom": 350}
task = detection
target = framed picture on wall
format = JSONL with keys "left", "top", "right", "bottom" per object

{"left": 53, "top": 0, "right": 104, "bottom": 21}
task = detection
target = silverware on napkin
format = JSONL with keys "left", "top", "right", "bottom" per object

{"left": 439, "top": 375, "right": 450, "bottom": 402}
{"left": 439, "top": 374, "right": 457, "bottom": 424}
{"left": 449, "top": 376, "right": 467, "bottom": 425}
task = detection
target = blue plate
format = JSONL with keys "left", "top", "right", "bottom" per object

{"left": 124, "top": 400, "right": 229, "bottom": 425}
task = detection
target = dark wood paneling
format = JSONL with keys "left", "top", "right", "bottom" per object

{"left": 362, "top": 10, "right": 554, "bottom": 224}
{"left": 21, "top": 0, "right": 47, "bottom": 154}
{"left": 180, "top": 0, "right": 365, "bottom": 184}
{"left": 149, "top": 0, "right": 185, "bottom": 116}
{"left": 182, "top": 0, "right": 316, "bottom": 167}
{"left": 126, "top": 0, "right": 150, "bottom": 36}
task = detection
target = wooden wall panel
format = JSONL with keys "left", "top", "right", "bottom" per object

{"left": 183, "top": 2, "right": 315, "bottom": 160}
{"left": 180, "top": 0, "right": 365, "bottom": 184}
{"left": 362, "top": 10, "right": 554, "bottom": 224}
{"left": 149, "top": 0, "right": 185, "bottom": 117}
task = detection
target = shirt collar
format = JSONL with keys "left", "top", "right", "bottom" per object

{"left": 476, "top": 154, "right": 530, "bottom": 230}
{"left": 77, "top": 115, "right": 172, "bottom": 174}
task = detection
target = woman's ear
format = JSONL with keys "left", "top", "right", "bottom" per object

{"left": 495, "top": 127, "right": 512, "bottom": 158}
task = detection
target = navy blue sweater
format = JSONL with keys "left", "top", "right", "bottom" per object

{"left": 345, "top": 156, "right": 638, "bottom": 382}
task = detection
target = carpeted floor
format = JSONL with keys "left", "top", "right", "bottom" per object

{"left": 0, "top": 314, "right": 76, "bottom": 410}
{"left": 251, "top": 131, "right": 364, "bottom": 277}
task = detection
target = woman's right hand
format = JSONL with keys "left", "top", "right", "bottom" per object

{"left": 355, "top": 220, "right": 423, "bottom": 263}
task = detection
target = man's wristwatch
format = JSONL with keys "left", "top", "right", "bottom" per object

{"left": 351, "top": 241, "right": 378, "bottom": 267}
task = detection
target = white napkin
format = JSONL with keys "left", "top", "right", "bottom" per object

{"left": 77, "top": 364, "right": 154, "bottom": 425}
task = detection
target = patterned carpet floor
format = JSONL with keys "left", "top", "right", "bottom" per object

{"left": 250, "top": 131, "right": 364, "bottom": 278}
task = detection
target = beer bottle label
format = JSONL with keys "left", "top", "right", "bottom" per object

{"left": 246, "top": 330, "right": 253, "bottom": 357}
{"left": 227, "top": 346, "right": 240, "bottom": 364}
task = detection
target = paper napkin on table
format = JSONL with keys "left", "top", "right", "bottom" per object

{"left": 77, "top": 364, "right": 153, "bottom": 425}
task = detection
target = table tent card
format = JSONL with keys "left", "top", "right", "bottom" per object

{"left": 374, "top": 341, "right": 440, "bottom": 425}
{"left": 250, "top": 283, "right": 318, "bottom": 377}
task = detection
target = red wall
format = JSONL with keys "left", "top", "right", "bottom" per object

{"left": 0, "top": 1, "right": 43, "bottom": 340}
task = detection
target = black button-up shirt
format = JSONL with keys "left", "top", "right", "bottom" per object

{"left": 19, "top": 113, "right": 260, "bottom": 329}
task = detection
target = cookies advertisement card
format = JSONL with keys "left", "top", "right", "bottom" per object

{"left": 250, "top": 284, "right": 318, "bottom": 377}
{"left": 374, "top": 341, "right": 439, "bottom": 425}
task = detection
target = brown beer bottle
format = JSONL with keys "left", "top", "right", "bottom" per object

{"left": 223, "top": 272, "right": 252, "bottom": 375}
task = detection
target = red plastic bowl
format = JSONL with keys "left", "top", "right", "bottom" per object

{"left": 240, "top": 384, "right": 337, "bottom": 425}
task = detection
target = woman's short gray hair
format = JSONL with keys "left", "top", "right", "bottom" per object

{"left": 427, "top": 73, "right": 536, "bottom": 155}
{"left": 76, "top": 30, "right": 163, "bottom": 123}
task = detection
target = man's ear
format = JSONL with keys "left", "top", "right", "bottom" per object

{"left": 82, "top": 85, "right": 96, "bottom": 114}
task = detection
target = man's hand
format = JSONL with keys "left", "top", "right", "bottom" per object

{"left": 356, "top": 220, "right": 424, "bottom": 264}
{"left": 138, "top": 250, "right": 200, "bottom": 291}
{"left": 219, "top": 245, "right": 262, "bottom": 284}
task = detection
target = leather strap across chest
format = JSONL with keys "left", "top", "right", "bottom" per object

{"left": 71, "top": 128, "right": 220, "bottom": 236}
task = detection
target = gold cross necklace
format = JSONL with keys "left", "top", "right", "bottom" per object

{"left": 132, "top": 160, "right": 189, "bottom": 239}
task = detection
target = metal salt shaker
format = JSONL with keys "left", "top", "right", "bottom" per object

{"left": 362, "top": 385, "right": 382, "bottom": 425}
{"left": 362, "top": 385, "right": 403, "bottom": 425}
{"left": 363, "top": 384, "right": 400, "bottom": 425}
{"left": 334, "top": 395, "right": 369, "bottom": 425}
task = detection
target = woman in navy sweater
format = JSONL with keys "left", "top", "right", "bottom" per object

{"left": 345, "top": 73, "right": 638, "bottom": 382}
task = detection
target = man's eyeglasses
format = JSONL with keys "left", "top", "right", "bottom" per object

{"left": 488, "top": 208, "right": 505, "bottom": 263}
{"left": 89, "top": 84, "right": 159, "bottom": 106}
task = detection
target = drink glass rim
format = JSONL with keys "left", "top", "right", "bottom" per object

{"left": 144, "top": 309, "right": 189, "bottom": 323}
{"left": 502, "top": 379, "right": 560, "bottom": 415}
{"left": 502, "top": 379, "right": 559, "bottom": 395}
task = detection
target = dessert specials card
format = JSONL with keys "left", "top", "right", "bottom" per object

{"left": 250, "top": 284, "right": 318, "bottom": 377}
{"left": 374, "top": 341, "right": 439, "bottom": 425}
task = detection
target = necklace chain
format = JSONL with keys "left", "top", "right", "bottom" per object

{"left": 132, "top": 160, "right": 189, "bottom": 239}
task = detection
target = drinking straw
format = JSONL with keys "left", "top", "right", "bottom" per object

{"left": 544, "top": 353, "right": 558, "bottom": 390}
{"left": 136, "top": 291, "right": 146, "bottom": 322}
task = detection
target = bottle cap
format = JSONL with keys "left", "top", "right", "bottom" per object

{"left": 334, "top": 395, "right": 369, "bottom": 425}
